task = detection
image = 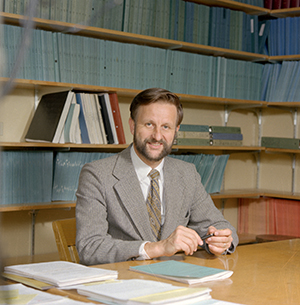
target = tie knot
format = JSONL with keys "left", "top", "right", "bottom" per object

{"left": 149, "top": 169, "right": 160, "bottom": 180}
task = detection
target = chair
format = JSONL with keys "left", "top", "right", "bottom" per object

{"left": 52, "top": 218, "right": 80, "bottom": 263}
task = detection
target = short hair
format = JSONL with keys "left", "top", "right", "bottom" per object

{"left": 130, "top": 88, "right": 183, "bottom": 126}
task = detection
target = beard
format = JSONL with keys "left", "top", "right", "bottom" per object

{"left": 133, "top": 132, "right": 176, "bottom": 162}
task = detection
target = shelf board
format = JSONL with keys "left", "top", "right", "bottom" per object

{"left": 267, "top": 101, "right": 300, "bottom": 107}
{"left": 270, "top": 7, "right": 300, "bottom": 17}
{"left": 0, "top": 142, "right": 129, "bottom": 152}
{"left": 0, "top": 201, "right": 76, "bottom": 212}
{"left": 264, "top": 147, "right": 300, "bottom": 154}
{"left": 0, "top": 12, "right": 266, "bottom": 62}
{"left": 211, "top": 189, "right": 262, "bottom": 199}
{"left": 2, "top": 189, "right": 300, "bottom": 213}
{"left": 269, "top": 55, "right": 300, "bottom": 62}
{"left": 262, "top": 190, "right": 300, "bottom": 200}
{"left": 0, "top": 77, "right": 140, "bottom": 97}
{"left": 211, "top": 189, "right": 300, "bottom": 200}
{"left": 172, "top": 145, "right": 263, "bottom": 153}
{"left": 177, "top": 93, "right": 267, "bottom": 106}
{"left": 188, "top": 0, "right": 270, "bottom": 15}
{"left": 5, "top": 78, "right": 300, "bottom": 108}
{"left": 0, "top": 78, "right": 268, "bottom": 107}
{"left": 1, "top": 142, "right": 264, "bottom": 152}
{"left": 3, "top": 143, "right": 299, "bottom": 154}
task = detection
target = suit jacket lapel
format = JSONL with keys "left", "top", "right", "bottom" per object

{"left": 112, "top": 146, "right": 154, "bottom": 241}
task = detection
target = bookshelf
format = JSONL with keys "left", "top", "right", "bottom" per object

{"left": 1, "top": 0, "right": 300, "bottom": 259}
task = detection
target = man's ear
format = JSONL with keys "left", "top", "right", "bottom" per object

{"left": 176, "top": 125, "right": 180, "bottom": 132}
{"left": 129, "top": 117, "right": 135, "bottom": 135}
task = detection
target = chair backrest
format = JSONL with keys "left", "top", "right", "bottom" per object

{"left": 52, "top": 218, "right": 79, "bottom": 263}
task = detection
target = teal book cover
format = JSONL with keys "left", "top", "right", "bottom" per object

{"left": 130, "top": 260, "right": 233, "bottom": 284}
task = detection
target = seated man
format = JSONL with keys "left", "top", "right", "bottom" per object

{"left": 76, "top": 87, "right": 239, "bottom": 265}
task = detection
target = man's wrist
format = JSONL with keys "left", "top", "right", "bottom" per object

{"left": 144, "top": 241, "right": 163, "bottom": 259}
{"left": 138, "top": 241, "right": 151, "bottom": 260}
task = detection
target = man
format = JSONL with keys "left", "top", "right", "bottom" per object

{"left": 76, "top": 88, "right": 238, "bottom": 265}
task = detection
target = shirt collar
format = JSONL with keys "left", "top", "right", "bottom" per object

{"left": 130, "top": 145, "right": 164, "bottom": 182}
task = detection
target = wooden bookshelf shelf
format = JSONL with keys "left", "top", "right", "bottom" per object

{"left": 5, "top": 78, "right": 300, "bottom": 108}
{"left": 0, "top": 141, "right": 129, "bottom": 152}
{"left": 172, "top": 145, "right": 263, "bottom": 154}
{"left": 211, "top": 189, "right": 300, "bottom": 200}
{"left": 5, "top": 142, "right": 298, "bottom": 157}
{"left": 0, "top": 142, "right": 265, "bottom": 153}
{"left": 269, "top": 55, "right": 300, "bottom": 62}
{"left": 2, "top": 189, "right": 300, "bottom": 214}
{"left": 0, "top": 78, "right": 268, "bottom": 108}
{"left": 177, "top": 93, "right": 267, "bottom": 106}
{"left": 189, "top": 0, "right": 270, "bottom": 15}
{"left": 0, "top": 12, "right": 267, "bottom": 62}
{"left": 267, "top": 101, "right": 300, "bottom": 107}
{"left": 265, "top": 147, "right": 300, "bottom": 154}
{"left": 270, "top": 7, "right": 300, "bottom": 18}
{"left": 0, "top": 202, "right": 76, "bottom": 213}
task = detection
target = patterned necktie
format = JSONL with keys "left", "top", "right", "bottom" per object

{"left": 146, "top": 169, "right": 162, "bottom": 241}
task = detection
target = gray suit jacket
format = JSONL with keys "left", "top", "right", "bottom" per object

{"left": 76, "top": 145, "right": 238, "bottom": 265}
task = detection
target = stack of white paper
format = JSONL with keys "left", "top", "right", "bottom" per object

{"left": 0, "top": 283, "right": 90, "bottom": 304}
{"left": 76, "top": 279, "right": 211, "bottom": 305}
{"left": 4, "top": 261, "right": 118, "bottom": 288}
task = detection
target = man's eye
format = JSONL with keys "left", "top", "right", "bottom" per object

{"left": 163, "top": 125, "right": 170, "bottom": 130}
{"left": 146, "top": 123, "right": 152, "bottom": 127}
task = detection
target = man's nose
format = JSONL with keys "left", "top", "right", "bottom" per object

{"left": 152, "top": 127, "right": 162, "bottom": 141}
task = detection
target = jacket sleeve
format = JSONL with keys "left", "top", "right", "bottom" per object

{"left": 185, "top": 164, "right": 239, "bottom": 254}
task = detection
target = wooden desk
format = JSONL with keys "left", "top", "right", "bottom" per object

{"left": 48, "top": 239, "right": 300, "bottom": 305}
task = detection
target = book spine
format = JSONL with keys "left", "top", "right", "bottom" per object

{"left": 210, "top": 139, "right": 243, "bottom": 146}
{"left": 109, "top": 93, "right": 126, "bottom": 144}
{"left": 209, "top": 126, "right": 241, "bottom": 133}
{"left": 264, "top": 0, "right": 273, "bottom": 9}
{"left": 179, "top": 124, "right": 210, "bottom": 132}
{"left": 177, "top": 131, "right": 210, "bottom": 139}
{"left": 210, "top": 133, "right": 243, "bottom": 141}
{"left": 281, "top": 0, "right": 291, "bottom": 7}
{"left": 98, "top": 94, "right": 114, "bottom": 144}
{"left": 76, "top": 93, "right": 90, "bottom": 144}
{"left": 290, "top": 0, "right": 300, "bottom": 6}
{"left": 273, "top": 0, "right": 282, "bottom": 9}
{"left": 261, "top": 137, "right": 300, "bottom": 149}
{"left": 175, "top": 138, "right": 210, "bottom": 146}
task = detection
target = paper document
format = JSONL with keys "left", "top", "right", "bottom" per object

{"left": 76, "top": 279, "right": 211, "bottom": 305}
{"left": 4, "top": 261, "right": 118, "bottom": 288}
{"left": 0, "top": 283, "right": 99, "bottom": 304}
{"left": 0, "top": 283, "right": 61, "bottom": 304}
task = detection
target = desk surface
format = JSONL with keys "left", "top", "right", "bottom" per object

{"left": 49, "top": 239, "right": 300, "bottom": 305}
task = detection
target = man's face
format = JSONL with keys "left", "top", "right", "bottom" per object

{"left": 129, "top": 101, "right": 179, "bottom": 167}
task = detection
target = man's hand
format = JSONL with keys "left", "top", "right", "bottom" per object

{"left": 204, "top": 226, "right": 233, "bottom": 256}
{"left": 144, "top": 225, "right": 203, "bottom": 258}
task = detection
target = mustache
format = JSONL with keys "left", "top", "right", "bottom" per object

{"left": 145, "top": 138, "right": 166, "bottom": 145}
